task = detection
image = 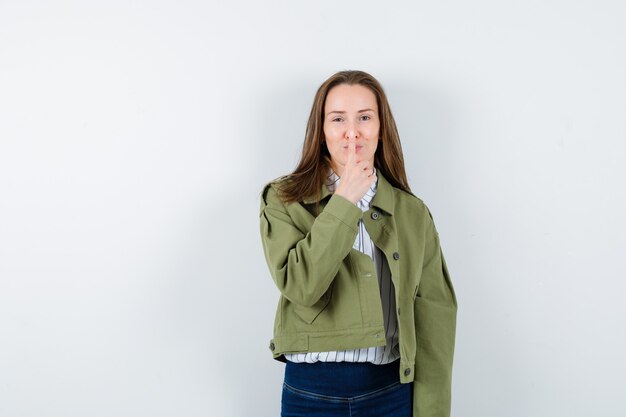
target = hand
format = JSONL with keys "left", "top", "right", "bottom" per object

{"left": 334, "top": 137, "right": 377, "bottom": 204}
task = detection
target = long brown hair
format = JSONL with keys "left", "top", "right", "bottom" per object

{"left": 269, "top": 70, "right": 411, "bottom": 209}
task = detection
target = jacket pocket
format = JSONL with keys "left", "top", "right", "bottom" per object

{"left": 293, "top": 286, "right": 333, "bottom": 324}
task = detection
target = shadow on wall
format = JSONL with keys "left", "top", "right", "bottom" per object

{"left": 390, "top": 77, "right": 527, "bottom": 416}
{"left": 150, "top": 76, "right": 314, "bottom": 417}
{"left": 241, "top": 76, "right": 317, "bottom": 417}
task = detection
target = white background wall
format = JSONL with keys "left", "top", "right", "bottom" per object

{"left": 1, "top": 1, "right": 625, "bottom": 416}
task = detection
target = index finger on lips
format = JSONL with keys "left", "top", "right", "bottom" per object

{"left": 347, "top": 137, "right": 356, "bottom": 165}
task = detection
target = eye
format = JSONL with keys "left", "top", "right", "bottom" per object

{"left": 332, "top": 117, "right": 343, "bottom": 122}
{"left": 360, "top": 115, "right": 371, "bottom": 121}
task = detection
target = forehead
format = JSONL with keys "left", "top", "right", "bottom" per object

{"left": 324, "top": 84, "right": 378, "bottom": 111}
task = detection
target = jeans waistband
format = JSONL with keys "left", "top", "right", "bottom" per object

{"left": 284, "top": 359, "right": 400, "bottom": 397}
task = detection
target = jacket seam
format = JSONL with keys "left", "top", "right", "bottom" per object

{"left": 263, "top": 206, "right": 359, "bottom": 235}
{"left": 324, "top": 210, "right": 360, "bottom": 233}
{"left": 276, "top": 324, "right": 384, "bottom": 336}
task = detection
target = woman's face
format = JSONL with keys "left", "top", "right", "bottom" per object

{"left": 323, "top": 83, "right": 380, "bottom": 176}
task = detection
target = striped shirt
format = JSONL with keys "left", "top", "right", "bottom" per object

{"left": 284, "top": 168, "right": 401, "bottom": 365}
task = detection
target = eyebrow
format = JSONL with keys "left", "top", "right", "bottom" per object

{"left": 326, "top": 108, "right": 376, "bottom": 116}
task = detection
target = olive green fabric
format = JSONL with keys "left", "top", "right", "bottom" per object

{"left": 259, "top": 171, "right": 457, "bottom": 417}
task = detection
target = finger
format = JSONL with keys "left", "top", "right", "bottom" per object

{"left": 347, "top": 137, "right": 356, "bottom": 165}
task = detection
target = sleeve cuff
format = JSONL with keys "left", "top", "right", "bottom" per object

{"left": 323, "top": 194, "right": 363, "bottom": 232}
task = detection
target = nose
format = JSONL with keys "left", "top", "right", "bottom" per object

{"left": 345, "top": 121, "right": 359, "bottom": 141}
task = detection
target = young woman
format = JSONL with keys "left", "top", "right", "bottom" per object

{"left": 259, "top": 70, "right": 457, "bottom": 417}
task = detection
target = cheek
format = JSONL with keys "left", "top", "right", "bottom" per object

{"left": 324, "top": 133, "right": 341, "bottom": 149}
{"left": 327, "top": 141, "right": 342, "bottom": 156}
{"left": 325, "top": 139, "right": 344, "bottom": 158}
{"left": 369, "top": 123, "right": 381, "bottom": 138}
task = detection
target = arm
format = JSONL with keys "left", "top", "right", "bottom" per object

{"left": 259, "top": 183, "right": 363, "bottom": 307}
{"left": 413, "top": 208, "right": 458, "bottom": 417}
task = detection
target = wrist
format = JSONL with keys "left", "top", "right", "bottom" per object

{"left": 334, "top": 189, "right": 358, "bottom": 205}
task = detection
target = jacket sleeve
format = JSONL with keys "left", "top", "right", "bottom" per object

{"left": 259, "top": 183, "right": 363, "bottom": 307}
{"left": 413, "top": 207, "right": 458, "bottom": 417}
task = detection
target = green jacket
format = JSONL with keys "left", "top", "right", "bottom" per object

{"left": 259, "top": 170, "right": 458, "bottom": 417}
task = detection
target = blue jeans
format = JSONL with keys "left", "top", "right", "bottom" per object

{"left": 281, "top": 359, "right": 412, "bottom": 417}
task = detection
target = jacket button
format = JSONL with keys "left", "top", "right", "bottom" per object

{"left": 393, "top": 252, "right": 400, "bottom": 260}
{"left": 371, "top": 211, "right": 380, "bottom": 220}
{"left": 404, "top": 368, "right": 411, "bottom": 376}
{"left": 269, "top": 342, "right": 275, "bottom": 351}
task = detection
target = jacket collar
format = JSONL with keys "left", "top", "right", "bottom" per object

{"left": 302, "top": 169, "right": 395, "bottom": 216}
